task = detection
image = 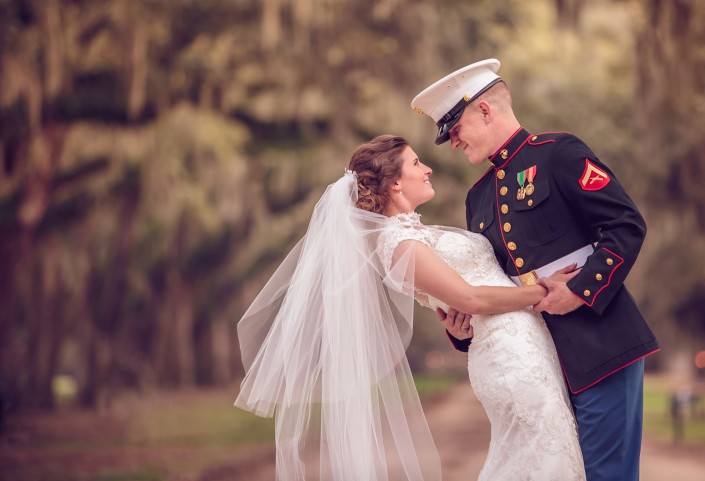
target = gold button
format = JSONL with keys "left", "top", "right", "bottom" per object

{"left": 583, "top": 290, "right": 591, "bottom": 297}
{"left": 532, "top": 135, "right": 537, "bottom": 141}
{"left": 501, "top": 204, "right": 509, "bottom": 214}
{"left": 500, "top": 186, "right": 508, "bottom": 196}
{"left": 479, "top": 222, "right": 484, "bottom": 229}
{"left": 515, "top": 257, "right": 524, "bottom": 268}
{"left": 507, "top": 242, "right": 517, "bottom": 250}
{"left": 503, "top": 222, "right": 512, "bottom": 232}
{"left": 497, "top": 169, "right": 506, "bottom": 179}
{"left": 596, "top": 273, "right": 603, "bottom": 281}
{"left": 606, "top": 258, "right": 614, "bottom": 266}
{"left": 527, "top": 199, "right": 533, "bottom": 206}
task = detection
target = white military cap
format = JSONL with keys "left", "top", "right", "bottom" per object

{"left": 411, "top": 58, "right": 502, "bottom": 144}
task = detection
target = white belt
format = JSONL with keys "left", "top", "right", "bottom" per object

{"left": 510, "top": 244, "right": 595, "bottom": 286}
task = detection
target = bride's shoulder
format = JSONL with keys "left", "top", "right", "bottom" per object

{"left": 377, "top": 218, "right": 437, "bottom": 271}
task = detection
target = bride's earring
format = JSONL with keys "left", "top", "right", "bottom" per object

{"left": 398, "top": 190, "right": 403, "bottom": 195}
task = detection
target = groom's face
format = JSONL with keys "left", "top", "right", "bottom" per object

{"left": 448, "top": 103, "right": 494, "bottom": 165}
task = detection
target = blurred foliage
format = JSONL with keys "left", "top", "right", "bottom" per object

{"left": 0, "top": 0, "right": 704, "bottom": 415}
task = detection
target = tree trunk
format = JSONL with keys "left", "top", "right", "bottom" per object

{"left": 194, "top": 312, "right": 232, "bottom": 385}
{"left": 127, "top": 20, "right": 148, "bottom": 120}
{"left": 25, "top": 248, "right": 67, "bottom": 410}
{"left": 38, "top": 0, "right": 64, "bottom": 101}
{"left": 261, "top": 0, "right": 282, "bottom": 50}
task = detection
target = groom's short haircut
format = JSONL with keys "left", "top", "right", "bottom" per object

{"left": 474, "top": 80, "right": 512, "bottom": 111}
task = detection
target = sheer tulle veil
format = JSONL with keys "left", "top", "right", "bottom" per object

{"left": 235, "top": 170, "right": 442, "bottom": 480}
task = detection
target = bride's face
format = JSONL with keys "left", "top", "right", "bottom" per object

{"left": 393, "top": 146, "right": 435, "bottom": 208}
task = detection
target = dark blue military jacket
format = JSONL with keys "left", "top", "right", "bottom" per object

{"left": 451, "top": 128, "right": 659, "bottom": 394}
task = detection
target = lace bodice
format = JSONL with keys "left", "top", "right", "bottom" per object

{"left": 380, "top": 212, "right": 585, "bottom": 480}
{"left": 380, "top": 212, "right": 513, "bottom": 312}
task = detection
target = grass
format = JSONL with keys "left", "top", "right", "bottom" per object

{"left": 94, "top": 466, "right": 166, "bottom": 481}
{"left": 123, "top": 375, "right": 705, "bottom": 453}
{"left": 83, "top": 377, "right": 459, "bottom": 480}
{"left": 129, "top": 394, "right": 275, "bottom": 447}
{"left": 643, "top": 376, "right": 705, "bottom": 447}
{"left": 123, "top": 375, "right": 459, "bottom": 450}
{"left": 414, "top": 373, "right": 461, "bottom": 400}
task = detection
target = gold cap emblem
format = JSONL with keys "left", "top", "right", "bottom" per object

{"left": 413, "top": 107, "right": 425, "bottom": 115}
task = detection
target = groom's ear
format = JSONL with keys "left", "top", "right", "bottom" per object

{"left": 478, "top": 101, "right": 491, "bottom": 121}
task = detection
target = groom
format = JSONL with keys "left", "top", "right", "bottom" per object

{"left": 411, "top": 59, "right": 659, "bottom": 481}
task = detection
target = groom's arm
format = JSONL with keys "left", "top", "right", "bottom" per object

{"left": 446, "top": 332, "right": 471, "bottom": 352}
{"left": 436, "top": 308, "right": 472, "bottom": 352}
{"left": 535, "top": 135, "right": 646, "bottom": 315}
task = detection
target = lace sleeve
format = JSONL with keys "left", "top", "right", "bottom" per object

{"left": 378, "top": 224, "right": 438, "bottom": 309}
{"left": 379, "top": 226, "right": 432, "bottom": 272}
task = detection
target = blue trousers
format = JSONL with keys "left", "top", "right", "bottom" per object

{"left": 569, "top": 359, "right": 645, "bottom": 481}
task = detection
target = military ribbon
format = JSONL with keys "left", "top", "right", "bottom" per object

{"left": 525, "top": 165, "right": 536, "bottom": 196}
{"left": 516, "top": 170, "right": 526, "bottom": 200}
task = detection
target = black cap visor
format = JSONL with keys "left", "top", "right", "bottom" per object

{"left": 434, "top": 104, "right": 466, "bottom": 145}
{"left": 433, "top": 77, "right": 503, "bottom": 145}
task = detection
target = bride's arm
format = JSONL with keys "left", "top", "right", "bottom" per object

{"left": 395, "top": 240, "right": 547, "bottom": 316}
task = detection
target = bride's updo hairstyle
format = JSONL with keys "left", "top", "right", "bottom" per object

{"left": 348, "top": 135, "right": 408, "bottom": 214}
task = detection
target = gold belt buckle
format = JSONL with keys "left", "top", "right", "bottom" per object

{"left": 517, "top": 270, "right": 538, "bottom": 286}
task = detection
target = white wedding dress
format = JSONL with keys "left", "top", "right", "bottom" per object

{"left": 381, "top": 212, "right": 586, "bottom": 481}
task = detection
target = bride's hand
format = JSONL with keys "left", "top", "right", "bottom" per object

{"left": 436, "top": 307, "right": 473, "bottom": 340}
{"left": 547, "top": 263, "right": 581, "bottom": 284}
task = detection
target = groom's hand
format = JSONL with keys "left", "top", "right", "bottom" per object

{"left": 437, "top": 308, "right": 473, "bottom": 340}
{"left": 533, "top": 277, "right": 583, "bottom": 315}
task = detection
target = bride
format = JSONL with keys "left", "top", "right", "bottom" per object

{"left": 235, "top": 135, "right": 586, "bottom": 480}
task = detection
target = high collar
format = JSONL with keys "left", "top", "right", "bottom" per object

{"left": 387, "top": 211, "right": 422, "bottom": 226}
{"left": 488, "top": 128, "right": 532, "bottom": 168}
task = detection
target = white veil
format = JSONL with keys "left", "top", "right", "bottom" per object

{"left": 235, "top": 170, "right": 441, "bottom": 481}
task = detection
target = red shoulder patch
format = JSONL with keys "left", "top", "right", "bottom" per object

{"left": 579, "top": 159, "right": 610, "bottom": 191}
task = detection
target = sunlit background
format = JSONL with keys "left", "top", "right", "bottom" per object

{"left": 1, "top": 0, "right": 704, "bottom": 480}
